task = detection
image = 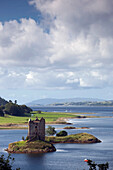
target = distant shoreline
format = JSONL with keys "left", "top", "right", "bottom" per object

{"left": 30, "top": 105, "right": 113, "bottom": 107}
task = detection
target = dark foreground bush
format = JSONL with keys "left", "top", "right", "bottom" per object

{"left": 0, "top": 108, "right": 4, "bottom": 117}
{"left": 0, "top": 154, "right": 20, "bottom": 170}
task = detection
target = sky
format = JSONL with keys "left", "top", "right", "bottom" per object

{"left": 0, "top": 0, "right": 113, "bottom": 104}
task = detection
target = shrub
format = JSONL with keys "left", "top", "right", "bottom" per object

{"left": 26, "top": 136, "right": 29, "bottom": 140}
{"left": 37, "top": 110, "right": 41, "bottom": 114}
{"left": 0, "top": 108, "right": 4, "bottom": 117}
{"left": 0, "top": 154, "right": 20, "bottom": 170}
{"left": 56, "top": 130, "right": 68, "bottom": 137}
{"left": 46, "top": 126, "right": 56, "bottom": 136}
{"left": 22, "top": 136, "right": 25, "bottom": 141}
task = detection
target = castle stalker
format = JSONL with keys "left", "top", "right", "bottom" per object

{"left": 28, "top": 117, "right": 45, "bottom": 141}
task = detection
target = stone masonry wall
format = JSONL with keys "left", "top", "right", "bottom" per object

{"left": 28, "top": 117, "right": 45, "bottom": 141}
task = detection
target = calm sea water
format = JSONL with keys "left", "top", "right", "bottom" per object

{"left": 0, "top": 106, "right": 113, "bottom": 170}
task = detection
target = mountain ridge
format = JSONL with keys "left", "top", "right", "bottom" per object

{"left": 26, "top": 97, "right": 105, "bottom": 106}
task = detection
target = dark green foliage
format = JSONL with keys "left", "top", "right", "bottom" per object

{"left": 0, "top": 97, "right": 32, "bottom": 117}
{"left": 9, "top": 100, "right": 12, "bottom": 103}
{"left": 0, "top": 97, "right": 8, "bottom": 106}
{"left": 4, "top": 103, "right": 25, "bottom": 116}
{"left": 22, "top": 136, "right": 25, "bottom": 140}
{"left": 14, "top": 100, "right": 17, "bottom": 104}
{"left": 0, "top": 108, "right": 4, "bottom": 117}
{"left": 26, "top": 136, "right": 29, "bottom": 140}
{"left": 4, "top": 103, "right": 32, "bottom": 116}
{"left": 0, "top": 105, "right": 5, "bottom": 110}
{"left": 20, "top": 105, "right": 32, "bottom": 113}
{"left": 85, "top": 159, "right": 109, "bottom": 170}
{"left": 0, "top": 154, "right": 20, "bottom": 170}
{"left": 46, "top": 126, "right": 56, "bottom": 136}
{"left": 4, "top": 110, "right": 10, "bottom": 115}
{"left": 56, "top": 130, "right": 68, "bottom": 137}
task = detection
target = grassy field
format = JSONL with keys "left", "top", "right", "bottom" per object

{"left": 0, "top": 111, "right": 80, "bottom": 125}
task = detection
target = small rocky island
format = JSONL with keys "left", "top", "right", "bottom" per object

{"left": 63, "top": 126, "right": 90, "bottom": 129}
{"left": 6, "top": 117, "right": 101, "bottom": 154}
{"left": 7, "top": 140, "right": 56, "bottom": 154}
{"left": 46, "top": 132, "right": 101, "bottom": 144}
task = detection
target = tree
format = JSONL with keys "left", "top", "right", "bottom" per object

{"left": 56, "top": 130, "right": 68, "bottom": 137}
{"left": 0, "top": 108, "right": 4, "bottom": 117}
{"left": 20, "top": 105, "right": 32, "bottom": 113}
{"left": 22, "top": 136, "right": 25, "bottom": 140}
{"left": 0, "top": 154, "right": 20, "bottom": 170}
{"left": 4, "top": 103, "right": 32, "bottom": 117}
{"left": 4, "top": 103, "right": 24, "bottom": 116}
{"left": 14, "top": 100, "right": 17, "bottom": 104}
{"left": 46, "top": 126, "right": 56, "bottom": 136}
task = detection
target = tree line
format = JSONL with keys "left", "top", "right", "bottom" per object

{"left": 0, "top": 98, "right": 32, "bottom": 117}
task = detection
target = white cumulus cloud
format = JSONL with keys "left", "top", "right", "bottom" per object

{"left": 0, "top": 0, "right": 113, "bottom": 91}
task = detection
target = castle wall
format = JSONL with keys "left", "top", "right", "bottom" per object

{"left": 39, "top": 118, "right": 45, "bottom": 140}
{"left": 28, "top": 117, "right": 45, "bottom": 141}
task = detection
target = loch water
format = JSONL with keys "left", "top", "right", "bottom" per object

{"left": 0, "top": 106, "right": 113, "bottom": 170}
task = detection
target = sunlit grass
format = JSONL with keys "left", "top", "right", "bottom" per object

{"left": 0, "top": 112, "right": 79, "bottom": 125}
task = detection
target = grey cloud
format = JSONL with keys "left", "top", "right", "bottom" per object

{"left": 30, "top": 0, "right": 113, "bottom": 36}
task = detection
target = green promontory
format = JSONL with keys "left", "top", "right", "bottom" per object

{"left": 46, "top": 133, "right": 101, "bottom": 144}
{"left": 7, "top": 140, "right": 56, "bottom": 154}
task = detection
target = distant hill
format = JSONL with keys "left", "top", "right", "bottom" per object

{"left": 0, "top": 97, "right": 8, "bottom": 106}
{"left": 26, "top": 98, "right": 104, "bottom": 106}
{"left": 49, "top": 100, "right": 113, "bottom": 107}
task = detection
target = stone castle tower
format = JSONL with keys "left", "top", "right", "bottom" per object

{"left": 28, "top": 117, "right": 45, "bottom": 141}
